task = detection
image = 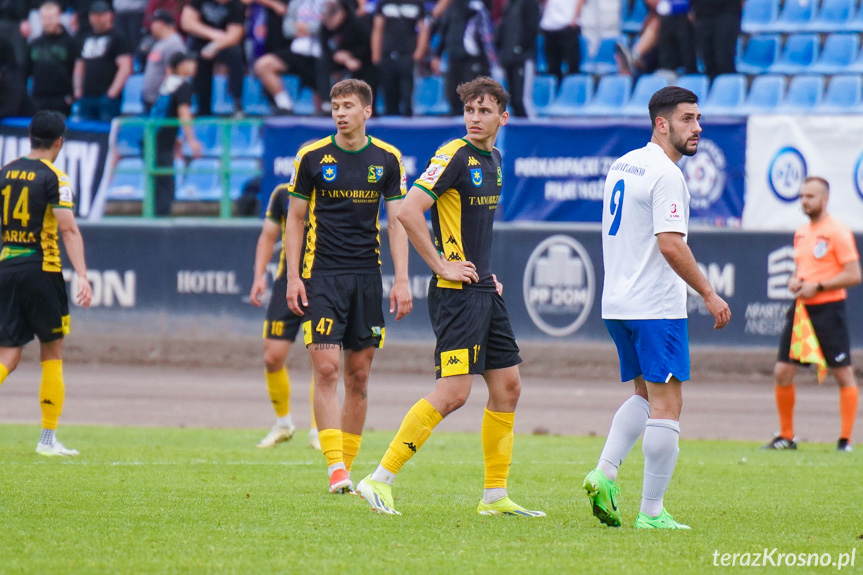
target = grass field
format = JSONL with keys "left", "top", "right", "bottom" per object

{"left": 1, "top": 425, "right": 861, "bottom": 574}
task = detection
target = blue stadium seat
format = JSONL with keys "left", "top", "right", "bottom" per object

{"left": 622, "top": 74, "right": 669, "bottom": 116}
{"left": 674, "top": 74, "right": 710, "bottom": 103}
{"left": 769, "top": 0, "right": 815, "bottom": 33}
{"left": 230, "top": 123, "right": 263, "bottom": 157}
{"left": 535, "top": 34, "right": 547, "bottom": 73}
{"left": 293, "top": 87, "right": 318, "bottom": 115}
{"left": 741, "top": 0, "right": 779, "bottom": 34}
{"left": 847, "top": 2, "right": 863, "bottom": 31}
{"left": 700, "top": 73, "right": 747, "bottom": 116}
{"left": 121, "top": 74, "right": 145, "bottom": 115}
{"left": 582, "top": 75, "right": 631, "bottom": 116}
{"left": 106, "top": 157, "right": 145, "bottom": 200}
{"left": 229, "top": 158, "right": 260, "bottom": 199}
{"left": 776, "top": 75, "right": 824, "bottom": 112}
{"left": 242, "top": 76, "right": 271, "bottom": 116}
{"left": 177, "top": 158, "right": 221, "bottom": 200}
{"left": 531, "top": 74, "right": 558, "bottom": 116}
{"left": 741, "top": 74, "right": 786, "bottom": 114}
{"left": 181, "top": 123, "right": 221, "bottom": 156}
{"left": 816, "top": 74, "right": 863, "bottom": 112}
{"left": 622, "top": 0, "right": 648, "bottom": 33}
{"left": 116, "top": 123, "right": 144, "bottom": 156}
{"left": 808, "top": 0, "right": 854, "bottom": 32}
{"left": 768, "top": 34, "right": 819, "bottom": 74}
{"left": 809, "top": 33, "right": 859, "bottom": 73}
{"left": 736, "top": 34, "right": 780, "bottom": 75}
{"left": 211, "top": 75, "right": 232, "bottom": 115}
{"left": 581, "top": 37, "right": 620, "bottom": 76}
{"left": 545, "top": 74, "right": 592, "bottom": 116}
{"left": 413, "top": 75, "right": 449, "bottom": 115}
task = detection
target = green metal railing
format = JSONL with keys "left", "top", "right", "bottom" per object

{"left": 113, "top": 117, "right": 263, "bottom": 219}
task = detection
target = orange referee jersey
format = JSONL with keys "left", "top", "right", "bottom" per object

{"left": 793, "top": 214, "right": 859, "bottom": 305}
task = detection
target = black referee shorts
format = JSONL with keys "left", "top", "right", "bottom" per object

{"left": 777, "top": 299, "right": 852, "bottom": 368}
{"left": 0, "top": 266, "right": 69, "bottom": 347}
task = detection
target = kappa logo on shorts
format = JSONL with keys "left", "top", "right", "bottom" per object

{"left": 322, "top": 165, "right": 337, "bottom": 182}
{"left": 440, "top": 349, "right": 469, "bottom": 377}
{"left": 467, "top": 156, "right": 481, "bottom": 167}
{"left": 446, "top": 355, "right": 462, "bottom": 365}
{"left": 470, "top": 168, "right": 482, "bottom": 187}
{"left": 320, "top": 155, "right": 337, "bottom": 164}
{"left": 368, "top": 165, "right": 384, "bottom": 183}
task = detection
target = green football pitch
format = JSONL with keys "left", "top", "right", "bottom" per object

{"left": 1, "top": 425, "right": 860, "bottom": 574}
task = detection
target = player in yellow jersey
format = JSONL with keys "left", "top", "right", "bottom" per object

{"left": 356, "top": 77, "right": 545, "bottom": 517}
{"left": 249, "top": 184, "right": 320, "bottom": 450}
{"left": 0, "top": 111, "right": 93, "bottom": 456}
{"left": 285, "top": 79, "right": 413, "bottom": 494}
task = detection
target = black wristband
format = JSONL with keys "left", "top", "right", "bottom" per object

{"left": 817, "top": 282, "right": 825, "bottom": 292}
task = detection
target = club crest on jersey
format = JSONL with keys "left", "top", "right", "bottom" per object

{"left": 814, "top": 238, "right": 829, "bottom": 259}
{"left": 322, "top": 165, "right": 337, "bottom": 182}
{"left": 496, "top": 167, "right": 502, "bottom": 186}
{"left": 467, "top": 156, "right": 481, "bottom": 167}
{"left": 470, "top": 168, "right": 482, "bottom": 187}
{"left": 320, "top": 154, "right": 337, "bottom": 164}
{"left": 368, "top": 165, "right": 384, "bottom": 183}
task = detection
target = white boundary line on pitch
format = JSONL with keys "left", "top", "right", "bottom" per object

{"left": 1, "top": 459, "right": 594, "bottom": 466}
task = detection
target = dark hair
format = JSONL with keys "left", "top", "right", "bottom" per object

{"left": 29, "top": 110, "right": 66, "bottom": 149}
{"left": 648, "top": 86, "right": 699, "bottom": 130}
{"left": 169, "top": 51, "right": 194, "bottom": 69}
{"left": 803, "top": 175, "right": 830, "bottom": 193}
{"left": 456, "top": 76, "right": 509, "bottom": 113}
{"left": 330, "top": 79, "right": 373, "bottom": 108}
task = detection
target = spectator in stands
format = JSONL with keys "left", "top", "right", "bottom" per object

{"left": 370, "top": 0, "right": 429, "bottom": 116}
{"left": 142, "top": 9, "right": 184, "bottom": 112}
{"left": 579, "top": 0, "right": 621, "bottom": 54}
{"left": 73, "top": 1, "right": 134, "bottom": 121}
{"left": 0, "top": 35, "right": 27, "bottom": 118}
{"left": 539, "top": 0, "right": 583, "bottom": 84}
{"left": 253, "top": 0, "right": 326, "bottom": 115}
{"left": 495, "top": 0, "right": 539, "bottom": 118}
{"left": 144, "top": 0, "right": 188, "bottom": 28}
{"left": 691, "top": 0, "right": 741, "bottom": 79}
{"left": 25, "top": 1, "right": 79, "bottom": 116}
{"left": 317, "top": 0, "right": 374, "bottom": 114}
{"left": 71, "top": 0, "right": 102, "bottom": 38}
{"left": 432, "top": 0, "right": 496, "bottom": 115}
{"left": 245, "top": 0, "right": 288, "bottom": 62}
{"left": 616, "top": 0, "right": 660, "bottom": 77}
{"left": 150, "top": 51, "right": 202, "bottom": 216}
{"left": 656, "top": 0, "right": 696, "bottom": 75}
{"left": 0, "top": 0, "right": 33, "bottom": 71}
{"left": 181, "top": 0, "right": 245, "bottom": 117}
{"left": 115, "top": 0, "right": 148, "bottom": 54}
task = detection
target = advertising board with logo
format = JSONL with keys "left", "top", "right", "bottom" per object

{"left": 744, "top": 116, "right": 863, "bottom": 231}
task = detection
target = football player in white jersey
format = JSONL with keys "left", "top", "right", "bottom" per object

{"left": 583, "top": 86, "right": 731, "bottom": 530}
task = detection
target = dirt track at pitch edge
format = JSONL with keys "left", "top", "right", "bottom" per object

{"left": 1, "top": 338, "right": 857, "bottom": 445}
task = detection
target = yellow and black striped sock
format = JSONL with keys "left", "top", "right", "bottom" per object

{"left": 342, "top": 432, "right": 362, "bottom": 473}
{"left": 265, "top": 367, "right": 290, "bottom": 418}
{"left": 319, "top": 428, "right": 343, "bottom": 468}
{"left": 381, "top": 399, "right": 442, "bottom": 474}
{"left": 482, "top": 408, "right": 514, "bottom": 489}
{"left": 39, "top": 360, "right": 64, "bottom": 430}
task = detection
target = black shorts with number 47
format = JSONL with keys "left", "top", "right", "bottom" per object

{"left": 0, "top": 266, "right": 69, "bottom": 347}
{"left": 429, "top": 280, "right": 522, "bottom": 378}
{"left": 301, "top": 273, "right": 385, "bottom": 351}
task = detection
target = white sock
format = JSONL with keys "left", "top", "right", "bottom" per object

{"left": 274, "top": 91, "right": 293, "bottom": 110}
{"left": 309, "top": 427, "right": 318, "bottom": 437}
{"left": 598, "top": 395, "right": 650, "bottom": 481}
{"left": 327, "top": 462, "right": 346, "bottom": 478}
{"left": 482, "top": 488, "right": 507, "bottom": 504}
{"left": 640, "top": 418, "right": 680, "bottom": 517}
{"left": 277, "top": 414, "right": 293, "bottom": 428}
{"left": 370, "top": 464, "right": 396, "bottom": 485}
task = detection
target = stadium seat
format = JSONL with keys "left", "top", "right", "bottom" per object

{"left": 177, "top": 158, "right": 221, "bottom": 200}
{"left": 622, "top": 0, "right": 648, "bottom": 33}
{"left": 413, "top": 75, "right": 449, "bottom": 115}
{"left": 116, "top": 122, "right": 144, "bottom": 157}
{"left": 741, "top": 74, "right": 786, "bottom": 114}
{"left": 211, "top": 75, "right": 232, "bottom": 115}
{"left": 769, "top": 0, "right": 816, "bottom": 33}
{"left": 230, "top": 123, "right": 263, "bottom": 157}
{"left": 535, "top": 33, "right": 547, "bottom": 73}
{"left": 229, "top": 158, "right": 260, "bottom": 199}
{"left": 700, "top": 73, "right": 747, "bottom": 116}
{"left": 581, "top": 37, "right": 620, "bottom": 76}
{"left": 768, "top": 34, "right": 819, "bottom": 74}
{"left": 242, "top": 76, "right": 272, "bottom": 116}
{"left": 809, "top": 33, "right": 859, "bottom": 73}
{"left": 531, "top": 74, "right": 558, "bottom": 116}
{"left": 181, "top": 123, "right": 221, "bottom": 156}
{"left": 846, "top": 2, "right": 863, "bottom": 32}
{"left": 736, "top": 34, "right": 780, "bottom": 75}
{"left": 816, "top": 74, "right": 863, "bottom": 112}
{"left": 741, "top": 0, "right": 779, "bottom": 34}
{"left": 674, "top": 74, "right": 709, "bottom": 102}
{"left": 775, "top": 75, "right": 824, "bottom": 112}
{"left": 121, "top": 74, "right": 145, "bottom": 115}
{"left": 582, "top": 74, "right": 631, "bottom": 116}
{"left": 545, "top": 74, "right": 592, "bottom": 116}
{"left": 106, "top": 157, "right": 145, "bottom": 200}
{"left": 622, "top": 74, "right": 669, "bottom": 116}
{"left": 807, "top": 0, "right": 854, "bottom": 32}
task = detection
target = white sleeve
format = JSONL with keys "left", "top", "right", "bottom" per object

{"left": 651, "top": 171, "right": 688, "bottom": 236}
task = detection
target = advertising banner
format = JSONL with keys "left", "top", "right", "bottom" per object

{"left": 744, "top": 115, "right": 863, "bottom": 231}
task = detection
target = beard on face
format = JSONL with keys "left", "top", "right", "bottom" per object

{"left": 669, "top": 125, "right": 698, "bottom": 157}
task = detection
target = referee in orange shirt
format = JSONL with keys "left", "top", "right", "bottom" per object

{"left": 764, "top": 176, "right": 862, "bottom": 452}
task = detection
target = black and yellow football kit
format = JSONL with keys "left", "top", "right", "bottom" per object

{"left": 262, "top": 185, "right": 303, "bottom": 342}
{"left": 0, "top": 157, "right": 74, "bottom": 346}
{"left": 288, "top": 135, "right": 406, "bottom": 350}
{"left": 414, "top": 138, "right": 521, "bottom": 377}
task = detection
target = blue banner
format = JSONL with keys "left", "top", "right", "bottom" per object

{"left": 499, "top": 118, "right": 747, "bottom": 225}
